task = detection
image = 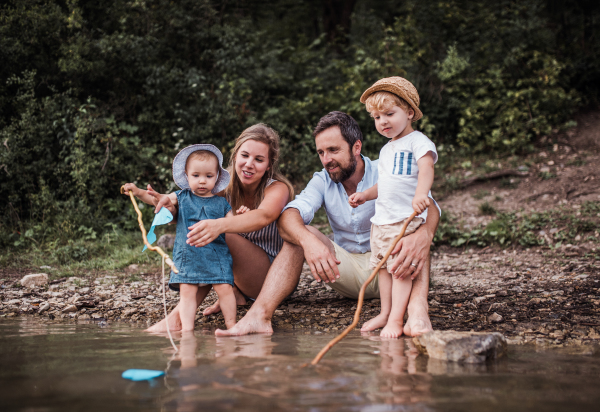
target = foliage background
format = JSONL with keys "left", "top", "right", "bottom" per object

{"left": 1, "top": 0, "right": 599, "bottom": 255}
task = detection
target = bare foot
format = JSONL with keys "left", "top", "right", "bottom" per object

{"left": 380, "top": 320, "right": 404, "bottom": 338}
{"left": 403, "top": 303, "right": 433, "bottom": 337}
{"left": 214, "top": 312, "right": 273, "bottom": 336}
{"left": 203, "top": 286, "right": 247, "bottom": 316}
{"left": 360, "top": 313, "right": 389, "bottom": 332}
{"left": 145, "top": 310, "right": 183, "bottom": 333}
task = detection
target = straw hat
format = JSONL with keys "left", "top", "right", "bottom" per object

{"left": 172, "top": 144, "right": 230, "bottom": 194}
{"left": 360, "top": 77, "right": 423, "bottom": 122}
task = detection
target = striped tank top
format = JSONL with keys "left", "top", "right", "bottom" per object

{"left": 234, "top": 180, "right": 284, "bottom": 259}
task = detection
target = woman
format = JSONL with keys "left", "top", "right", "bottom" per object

{"left": 147, "top": 124, "right": 294, "bottom": 332}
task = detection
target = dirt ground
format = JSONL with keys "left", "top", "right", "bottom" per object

{"left": 1, "top": 111, "right": 599, "bottom": 346}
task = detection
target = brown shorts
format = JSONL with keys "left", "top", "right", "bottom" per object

{"left": 369, "top": 218, "right": 423, "bottom": 270}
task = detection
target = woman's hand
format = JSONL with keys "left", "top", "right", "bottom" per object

{"left": 147, "top": 185, "right": 176, "bottom": 214}
{"left": 187, "top": 219, "right": 224, "bottom": 247}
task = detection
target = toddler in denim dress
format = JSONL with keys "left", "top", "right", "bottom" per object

{"left": 122, "top": 144, "right": 237, "bottom": 331}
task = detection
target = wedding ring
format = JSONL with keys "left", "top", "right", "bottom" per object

{"left": 410, "top": 263, "right": 418, "bottom": 267}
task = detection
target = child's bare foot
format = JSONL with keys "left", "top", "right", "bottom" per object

{"left": 361, "top": 313, "right": 389, "bottom": 332}
{"left": 380, "top": 320, "right": 404, "bottom": 338}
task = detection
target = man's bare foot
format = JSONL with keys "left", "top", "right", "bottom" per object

{"left": 214, "top": 312, "right": 273, "bottom": 336}
{"left": 403, "top": 303, "right": 433, "bottom": 337}
{"left": 360, "top": 313, "right": 389, "bottom": 332}
{"left": 203, "top": 287, "right": 247, "bottom": 316}
{"left": 380, "top": 320, "right": 404, "bottom": 338}
{"left": 145, "top": 311, "right": 183, "bottom": 333}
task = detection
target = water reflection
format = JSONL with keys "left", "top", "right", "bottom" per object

{"left": 1, "top": 319, "right": 600, "bottom": 412}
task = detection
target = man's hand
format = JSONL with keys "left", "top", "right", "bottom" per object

{"left": 348, "top": 192, "right": 367, "bottom": 208}
{"left": 387, "top": 227, "right": 432, "bottom": 280}
{"left": 302, "top": 234, "right": 341, "bottom": 283}
{"left": 147, "top": 185, "right": 176, "bottom": 214}
{"left": 412, "top": 193, "right": 430, "bottom": 214}
{"left": 187, "top": 219, "right": 223, "bottom": 247}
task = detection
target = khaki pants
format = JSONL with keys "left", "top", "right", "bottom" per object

{"left": 326, "top": 242, "right": 379, "bottom": 300}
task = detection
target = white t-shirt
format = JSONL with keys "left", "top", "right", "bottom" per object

{"left": 371, "top": 130, "right": 438, "bottom": 226}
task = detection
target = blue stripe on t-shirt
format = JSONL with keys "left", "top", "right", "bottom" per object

{"left": 392, "top": 153, "right": 397, "bottom": 175}
{"left": 407, "top": 153, "right": 413, "bottom": 175}
{"left": 399, "top": 152, "right": 404, "bottom": 175}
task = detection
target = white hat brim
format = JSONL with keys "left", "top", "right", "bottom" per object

{"left": 172, "top": 144, "right": 230, "bottom": 194}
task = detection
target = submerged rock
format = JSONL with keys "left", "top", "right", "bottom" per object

{"left": 20, "top": 274, "right": 48, "bottom": 288}
{"left": 413, "top": 331, "right": 507, "bottom": 363}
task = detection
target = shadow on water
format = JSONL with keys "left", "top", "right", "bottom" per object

{"left": 1, "top": 318, "right": 599, "bottom": 411}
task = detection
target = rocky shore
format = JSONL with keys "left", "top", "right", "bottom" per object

{"left": 2, "top": 244, "right": 598, "bottom": 347}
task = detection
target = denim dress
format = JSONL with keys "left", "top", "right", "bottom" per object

{"left": 168, "top": 190, "right": 234, "bottom": 291}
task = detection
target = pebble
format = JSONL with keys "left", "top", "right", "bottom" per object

{"left": 38, "top": 302, "right": 50, "bottom": 313}
{"left": 62, "top": 305, "right": 77, "bottom": 313}
{"left": 488, "top": 312, "right": 503, "bottom": 323}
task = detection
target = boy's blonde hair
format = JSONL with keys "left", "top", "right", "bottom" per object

{"left": 364, "top": 91, "right": 412, "bottom": 117}
{"left": 186, "top": 150, "right": 218, "bottom": 172}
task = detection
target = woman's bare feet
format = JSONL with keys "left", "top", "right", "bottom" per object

{"left": 203, "top": 286, "right": 247, "bottom": 316}
{"left": 380, "top": 319, "right": 404, "bottom": 338}
{"left": 361, "top": 313, "right": 389, "bottom": 332}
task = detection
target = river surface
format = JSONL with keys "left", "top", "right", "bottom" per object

{"left": 1, "top": 318, "right": 599, "bottom": 411}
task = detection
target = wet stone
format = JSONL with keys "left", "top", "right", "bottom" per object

{"left": 414, "top": 331, "right": 507, "bottom": 363}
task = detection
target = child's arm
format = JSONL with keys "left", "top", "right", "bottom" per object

{"left": 413, "top": 153, "right": 435, "bottom": 214}
{"left": 348, "top": 183, "right": 378, "bottom": 208}
{"left": 147, "top": 185, "right": 178, "bottom": 214}
{"left": 122, "top": 183, "right": 157, "bottom": 206}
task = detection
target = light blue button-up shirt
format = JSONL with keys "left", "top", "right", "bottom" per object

{"left": 283, "top": 156, "right": 378, "bottom": 254}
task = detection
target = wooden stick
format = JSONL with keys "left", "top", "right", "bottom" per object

{"left": 120, "top": 186, "right": 179, "bottom": 274}
{"left": 310, "top": 211, "right": 419, "bottom": 365}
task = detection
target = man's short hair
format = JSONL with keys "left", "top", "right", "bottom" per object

{"left": 313, "top": 111, "right": 363, "bottom": 149}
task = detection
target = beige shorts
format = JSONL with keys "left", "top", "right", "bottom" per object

{"left": 325, "top": 242, "right": 379, "bottom": 300}
{"left": 369, "top": 218, "right": 422, "bottom": 270}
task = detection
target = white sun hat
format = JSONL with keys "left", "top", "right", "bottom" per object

{"left": 172, "top": 144, "right": 230, "bottom": 194}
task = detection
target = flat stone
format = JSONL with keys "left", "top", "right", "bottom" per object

{"left": 20, "top": 274, "right": 48, "bottom": 288}
{"left": 62, "top": 305, "right": 77, "bottom": 313}
{"left": 413, "top": 331, "right": 507, "bottom": 363}
{"left": 38, "top": 302, "right": 50, "bottom": 313}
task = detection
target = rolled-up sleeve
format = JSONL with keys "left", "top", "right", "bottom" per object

{"left": 282, "top": 172, "right": 326, "bottom": 225}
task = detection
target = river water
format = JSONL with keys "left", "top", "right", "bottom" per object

{"left": 1, "top": 318, "right": 599, "bottom": 411}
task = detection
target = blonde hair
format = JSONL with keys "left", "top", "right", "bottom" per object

{"left": 185, "top": 150, "right": 218, "bottom": 173}
{"left": 365, "top": 91, "right": 412, "bottom": 118}
{"left": 225, "top": 124, "right": 295, "bottom": 213}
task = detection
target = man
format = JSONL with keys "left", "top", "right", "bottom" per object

{"left": 216, "top": 111, "right": 438, "bottom": 337}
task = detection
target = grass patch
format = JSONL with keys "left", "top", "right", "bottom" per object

{"left": 434, "top": 201, "right": 600, "bottom": 248}
{"left": 478, "top": 201, "right": 497, "bottom": 216}
{"left": 0, "top": 230, "right": 168, "bottom": 279}
{"left": 472, "top": 190, "right": 490, "bottom": 200}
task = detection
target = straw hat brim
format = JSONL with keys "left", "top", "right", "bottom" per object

{"left": 360, "top": 83, "right": 423, "bottom": 122}
{"left": 172, "top": 144, "right": 230, "bottom": 194}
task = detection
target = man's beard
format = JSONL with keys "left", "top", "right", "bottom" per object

{"left": 326, "top": 154, "right": 357, "bottom": 184}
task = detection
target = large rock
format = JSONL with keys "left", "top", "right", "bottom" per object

{"left": 157, "top": 234, "right": 175, "bottom": 249}
{"left": 413, "top": 331, "right": 507, "bottom": 363}
{"left": 20, "top": 273, "right": 49, "bottom": 288}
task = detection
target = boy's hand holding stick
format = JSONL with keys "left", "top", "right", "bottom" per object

{"left": 309, "top": 210, "right": 419, "bottom": 366}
